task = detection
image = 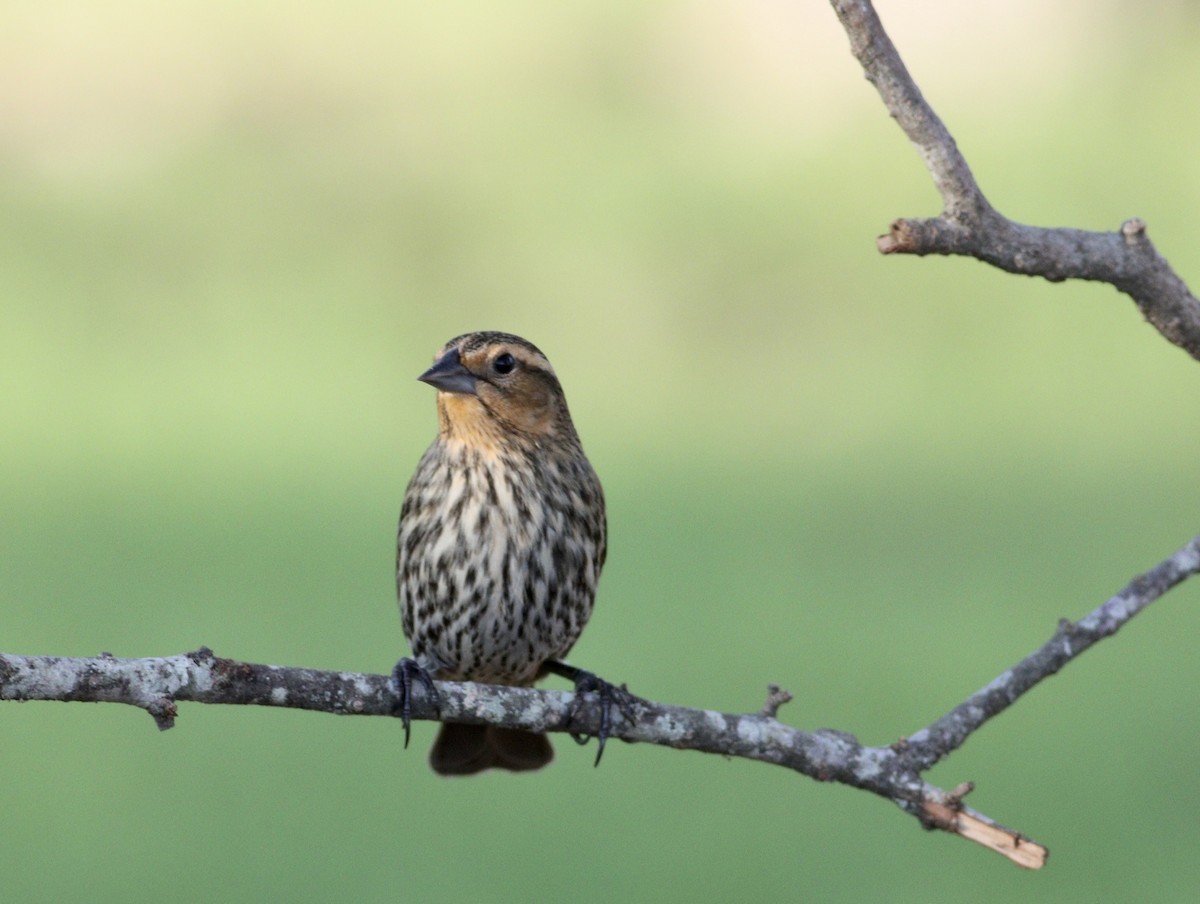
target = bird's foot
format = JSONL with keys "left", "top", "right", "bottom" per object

{"left": 546, "top": 661, "right": 639, "bottom": 767}
{"left": 390, "top": 658, "right": 439, "bottom": 749}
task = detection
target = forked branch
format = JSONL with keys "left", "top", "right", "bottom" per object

{"left": 830, "top": 0, "right": 1200, "bottom": 361}
{"left": 5, "top": 534, "right": 1200, "bottom": 869}
{"left": 825, "top": 0, "right": 1200, "bottom": 867}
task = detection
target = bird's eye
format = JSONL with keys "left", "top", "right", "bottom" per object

{"left": 492, "top": 353, "right": 517, "bottom": 375}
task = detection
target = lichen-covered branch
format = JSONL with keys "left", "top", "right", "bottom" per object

{"left": 829, "top": 0, "right": 1200, "bottom": 361}
{"left": 0, "top": 647, "right": 1038, "bottom": 867}
{"left": 5, "top": 536, "right": 1199, "bottom": 870}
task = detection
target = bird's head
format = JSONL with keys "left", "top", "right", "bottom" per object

{"left": 418, "top": 332, "right": 575, "bottom": 448}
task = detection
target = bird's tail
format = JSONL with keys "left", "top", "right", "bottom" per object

{"left": 430, "top": 723, "right": 554, "bottom": 776}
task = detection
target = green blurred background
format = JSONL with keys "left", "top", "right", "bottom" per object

{"left": 3, "top": 1, "right": 1199, "bottom": 900}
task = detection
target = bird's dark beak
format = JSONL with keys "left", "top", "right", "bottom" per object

{"left": 417, "top": 347, "right": 478, "bottom": 395}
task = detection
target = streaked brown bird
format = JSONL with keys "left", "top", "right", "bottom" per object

{"left": 393, "top": 331, "right": 622, "bottom": 775}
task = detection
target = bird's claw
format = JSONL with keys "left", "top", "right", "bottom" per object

{"left": 390, "top": 658, "right": 439, "bottom": 749}
{"left": 565, "top": 670, "right": 638, "bottom": 767}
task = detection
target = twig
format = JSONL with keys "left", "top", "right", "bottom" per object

{"left": 760, "top": 683, "right": 793, "bottom": 718}
{"left": 829, "top": 0, "right": 1200, "bottom": 361}
{"left": 5, "top": 536, "right": 1199, "bottom": 869}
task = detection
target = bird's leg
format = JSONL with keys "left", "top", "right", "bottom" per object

{"left": 390, "top": 657, "right": 439, "bottom": 749}
{"left": 545, "top": 660, "right": 638, "bottom": 767}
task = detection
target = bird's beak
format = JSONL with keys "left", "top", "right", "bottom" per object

{"left": 417, "top": 347, "right": 478, "bottom": 396}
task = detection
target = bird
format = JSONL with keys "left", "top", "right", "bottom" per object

{"left": 392, "top": 331, "right": 623, "bottom": 775}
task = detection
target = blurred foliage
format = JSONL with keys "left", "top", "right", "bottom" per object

{"left": 2, "top": 1, "right": 1200, "bottom": 901}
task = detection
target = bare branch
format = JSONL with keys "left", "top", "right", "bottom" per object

{"left": 0, "top": 645, "right": 1043, "bottom": 866}
{"left": 5, "top": 533, "right": 1197, "bottom": 869}
{"left": 830, "top": 0, "right": 988, "bottom": 218}
{"left": 14, "top": 535, "right": 1194, "bottom": 867}
{"left": 829, "top": 0, "right": 1200, "bottom": 361}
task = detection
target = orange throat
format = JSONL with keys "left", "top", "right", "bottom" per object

{"left": 438, "top": 392, "right": 504, "bottom": 451}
